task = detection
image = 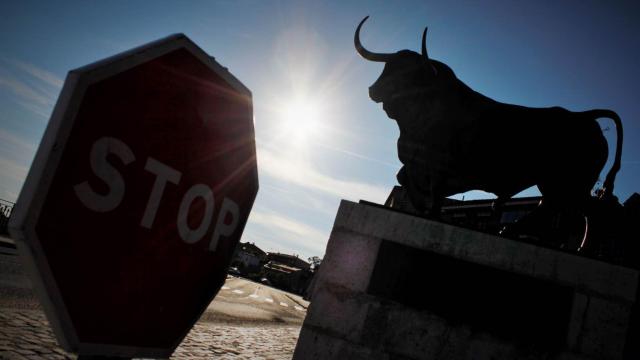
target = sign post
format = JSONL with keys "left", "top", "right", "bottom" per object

{"left": 9, "top": 34, "right": 258, "bottom": 358}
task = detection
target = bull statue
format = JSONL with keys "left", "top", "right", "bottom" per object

{"left": 355, "top": 16, "right": 623, "bottom": 230}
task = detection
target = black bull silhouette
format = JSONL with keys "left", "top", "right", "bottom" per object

{"left": 355, "top": 16, "right": 623, "bottom": 217}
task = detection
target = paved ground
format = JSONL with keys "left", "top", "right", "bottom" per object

{"left": 0, "top": 247, "right": 308, "bottom": 359}
{"left": 206, "top": 277, "right": 308, "bottom": 324}
{"left": 1, "top": 309, "right": 302, "bottom": 359}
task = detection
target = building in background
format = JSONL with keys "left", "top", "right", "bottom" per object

{"left": 231, "top": 242, "right": 267, "bottom": 275}
{"left": 265, "top": 253, "right": 311, "bottom": 271}
{"left": 0, "top": 199, "right": 14, "bottom": 236}
{"left": 440, "top": 196, "right": 541, "bottom": 234}
{"left": 385, "top": 186, "right": 640, "bottom": 266}
{"left": 385, "top": 185, "right": 542, "bottom": 234}
{"left": 229, "top": 244, "right": 318, "bottom": 296}
{"left": 263, "top": 253, "right": 312, "bottom": 295}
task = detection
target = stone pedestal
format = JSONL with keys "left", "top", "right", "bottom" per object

{"left": 293, "top": 200, "right": 639, "bottom": 360}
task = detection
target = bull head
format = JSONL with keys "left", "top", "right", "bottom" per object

{"left": 355, "top": 16, "right": 439, "bottom": 117}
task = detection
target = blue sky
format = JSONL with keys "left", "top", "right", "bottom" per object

{"left": 1, "top": 1, "right": 639, "bottom": 259}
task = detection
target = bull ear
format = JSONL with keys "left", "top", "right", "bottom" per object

{"left": 355, "top": 16, "right": 395, "bottom": 62}
{"left": 421, "top": 26, "right": 438, "bottom": 75}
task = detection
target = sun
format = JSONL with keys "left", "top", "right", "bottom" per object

{"left": 279, "top": 97, "right": 321, "bottom": 145}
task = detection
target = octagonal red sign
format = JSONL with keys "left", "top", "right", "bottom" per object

{"left": 9, "top": 34, "right": 258, "bottom": 358}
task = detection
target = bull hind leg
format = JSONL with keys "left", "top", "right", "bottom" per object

{"left": 494, "top": 187, "right": 537, "bottom": 238}
{"left": 539, "top": 147, "right": 602, "bottom": 208}
{"left": 533, "top": 125, "right": 607, "bottom": 248}
{"left": 498, "top": 165, "right": 599, "bottom": 245}
{"left": 533, "top": 175, "right": 600, "bottom": 249}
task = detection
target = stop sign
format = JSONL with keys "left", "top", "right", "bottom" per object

{"left": 9, "top": 34, "right": 258, "bottom": 357}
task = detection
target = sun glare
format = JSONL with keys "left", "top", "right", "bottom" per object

{"left": 280, "top": 97, "right": 322, "bottom": 145}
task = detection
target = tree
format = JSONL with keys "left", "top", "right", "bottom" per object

{"left": 308, "top": 256, "right": 322, "bottom": 271}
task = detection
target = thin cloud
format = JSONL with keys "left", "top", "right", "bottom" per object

{"left": 258, "top": 146, "right": 389, "bottom": 203}
{"left": 0, "top": 129, "right": 37, "bottom": 156}
{"left": 257, "top": 182, "right": 340, "bottom": 218}
{"left": 246, "top": 208, "right": 328, "bottom": 257}
{"left": 0, "top": 75, "right": 53, "bottom": 107}
{"left": 250, "top": 209, "right": 327, "bottom": 242}
{"left": 0, "top": 59, "right": 63, "bottom": 118}
{"left": 0, "top": 129, "right": 37, "bottom": 202}
{"left": 314, "top": 140, "right": 398, "bottom": 169}
{"left": 10, "top": 59, "right": 64, "bottom": 88}
{"left": 13, "top": 99, "right": 53, "bottom": 119}
{"left": 0, "top": 156, "right": 29, "bottom": 183}
{"left": 0, "top": 156, "right": 29, "bottom": 185}
{"left": 0, "top": 157, "right": 29, "bottom": 202}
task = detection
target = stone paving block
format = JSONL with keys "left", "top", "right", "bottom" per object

{"left": 577, "top": 295, "right": 632, "bottom": 358}
{"left": 293, "top": 326, "right": 390, "bottom": 360}
{"left": 294, "top": 200, "right": 640, "bottom": 360}
{"left": 379, "top": 306, "right": 451, "bottom": 359}
{"left": 317, "top": 231, "right": 381, "bottom": 293}
{"left": 303, "top": 284, "right": 372, "bottom": 343}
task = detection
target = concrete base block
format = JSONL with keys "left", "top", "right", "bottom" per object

{"left": 293, "top": 200, "right": 640, "bottom": 360}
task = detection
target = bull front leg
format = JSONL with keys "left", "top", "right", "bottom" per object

{"left": 396, "top": 166, "right": 443, "bottom": 218}
{"left": 425, "top": 180, "right": 443, "bottom": 218}
{"left": 396, "top": 166, "right": 428, "bottom": 214}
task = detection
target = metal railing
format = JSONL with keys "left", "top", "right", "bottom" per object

{"left": 0, "top": 199, "right": 15, "bottom": 235}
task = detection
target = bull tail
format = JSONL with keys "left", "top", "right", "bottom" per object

{"left": 586, "top": 109, "right": 623, "bottom": 199}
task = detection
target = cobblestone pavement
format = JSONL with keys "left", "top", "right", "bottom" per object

{"left": 173, "top": 321, "right": 300, "bottom": 360}
{"left": 0, "top": 309, "right": 301, "bottom": 359}
{"left": 1, "top": 250, "right": 305, "bottom": 359}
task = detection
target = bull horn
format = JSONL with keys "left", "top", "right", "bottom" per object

{"left": 422, "top": 26, "right": 438, "bottom": 75}
{"left": 354, "top": 16, "right": 394, "bottom": 62}
{"left": 421, "top": 27, "right": 429, "bottom": 60}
